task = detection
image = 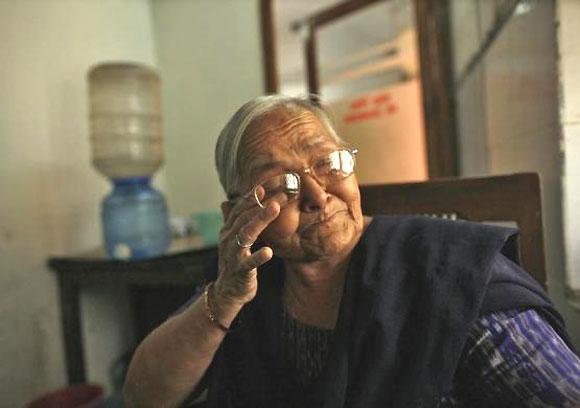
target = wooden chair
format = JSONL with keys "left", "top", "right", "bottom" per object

{"left": 359, "top": 173, "right": 547, "bottom": 288}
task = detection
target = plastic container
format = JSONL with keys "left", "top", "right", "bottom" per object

{"left": 190, "top": 211, "right": 223, "bottom": 246}
{"left": 27, "top": 384, "right": 103, "bottom": 408}
{"left": 88, "top": 62, "right": 163, "bottom": 179}
{"left": 102, "top": 177, "right": 170, "bottom": 260}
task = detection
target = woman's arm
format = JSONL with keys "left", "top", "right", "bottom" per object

{"left": 123, "top": 191, "right": 286, "bottom": 407}
{"left": 452, "top": 308, "right": 580, "bottom": 407}
{"left": 123, "top": 288, "right": 242, "bottom": 408}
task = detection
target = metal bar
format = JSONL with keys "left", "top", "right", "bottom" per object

{"left": 455, "top": 0, "right": 521, "bottom": 89}
{"left": 291, "top": 0, "right": 385, "bottom": 31}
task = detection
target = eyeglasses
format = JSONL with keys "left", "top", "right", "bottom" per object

{"left": 234, "top": 148, "right": 358, "bottom": 208}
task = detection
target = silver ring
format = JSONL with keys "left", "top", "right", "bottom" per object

{"left": 236, "top": 233, "right": 253, "bottom": 248}
{"left": 253, "top": 189, "right": 266, "bottom": 209}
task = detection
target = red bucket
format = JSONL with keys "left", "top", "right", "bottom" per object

{"left": 27, "top": 384, "right": 103, "bottom": 408}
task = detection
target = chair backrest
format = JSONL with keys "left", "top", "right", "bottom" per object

{"left": 359, "top": 173, "right": 546, "bottom": 288}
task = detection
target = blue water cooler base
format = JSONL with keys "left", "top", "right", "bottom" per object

{"left": 102, "top": 177, "right": 171, "bottom": 260}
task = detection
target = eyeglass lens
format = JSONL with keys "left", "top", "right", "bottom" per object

{"left": 253, "top": 149, "right": 356, "bottom": 207}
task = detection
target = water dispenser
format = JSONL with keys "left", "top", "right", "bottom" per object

{"left": 88, "top": 62, "right": 170, "bottom": 259}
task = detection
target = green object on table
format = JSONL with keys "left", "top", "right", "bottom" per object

{"left": 191, "top": 211, "right": 223, "bottom": 246}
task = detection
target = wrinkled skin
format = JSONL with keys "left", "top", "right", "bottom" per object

{"left": 215, "top": 107, "right": 365, "bottom": 308}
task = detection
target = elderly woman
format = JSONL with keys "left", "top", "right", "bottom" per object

{"left": 124, "top": 95, "right": 580, "bottom": 407}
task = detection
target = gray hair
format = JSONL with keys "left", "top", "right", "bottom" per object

{"left": 215, "top": 95, "right": 342, "bottom": 199}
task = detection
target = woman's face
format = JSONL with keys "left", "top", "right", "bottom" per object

{"left": 236, "top": 108, "right": 365, "bottom": 262}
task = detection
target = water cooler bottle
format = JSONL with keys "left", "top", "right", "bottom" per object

{"left": 88, "top": 63, "right": 170, "bottom": 260}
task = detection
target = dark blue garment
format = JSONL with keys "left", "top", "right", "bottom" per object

{"left": 204, "top": 215, "right": 568, "bottom": 408}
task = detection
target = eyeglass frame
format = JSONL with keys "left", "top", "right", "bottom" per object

{"left": 229, "top": 148, "right": 358, "bottom": 209}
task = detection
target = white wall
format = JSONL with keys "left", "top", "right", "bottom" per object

{"left": 451, "top": 0, "right": 489, "bottom": 176}
{"left": 559, "top": 0, "right": 580, "bottom": 308}
{"left": 483, "top": 0, "right": 580, "bottom": 348}
{"left": 0, "top": 1, "right": 264, "bottom": 403}
{"left": 151, "top": 0, "right": 264, "bottom": 216}
{"left": 0, "top": 1, "right": 157, "bottom": 404}
{"left": 451, "top": 0, "right": 580, "bottom": 349}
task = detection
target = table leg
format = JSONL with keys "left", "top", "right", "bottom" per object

{"left": 57, "top": 276, "right": 86, "bottom": 384}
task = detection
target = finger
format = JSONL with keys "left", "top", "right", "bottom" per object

{"left": 261, "top": 189, "right": 288, "bottom": 209}
{"left": 238, "top": 246, "right": 273, "bottom": 273}
{"left": 252, "top": 185, "right": 266, "bottom": 205}
{"left": 222, "top": 187, "right": 266, "bottom": 231}
{"left": 224, "top": 191, "right": 288, "bottom": 240}
{"left": 237, "top": 200, "right": 281, "bottom": 247}
{"left": 223, "top": 197, "right": 258, "bottom": 231}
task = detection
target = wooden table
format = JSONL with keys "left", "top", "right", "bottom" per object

{"left": 47, "top": 246, "right": 218, "bottom": 384}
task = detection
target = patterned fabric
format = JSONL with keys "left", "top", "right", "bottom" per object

{"left": 441, "top": 309, "right": 580, "bottom": 407}
{"left": 282, "top": 308, "right": 580, "bottom": 406}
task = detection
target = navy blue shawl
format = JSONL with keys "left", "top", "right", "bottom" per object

{"left": 204, "top": 215, "right": 567, "bottom": 408}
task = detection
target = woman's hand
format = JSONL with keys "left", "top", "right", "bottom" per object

{"left": 214, "top": 188, "right": 286, "bottom": 308}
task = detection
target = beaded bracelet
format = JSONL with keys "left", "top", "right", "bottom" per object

{"left": 204, "top": 281, "right": 230, "bottom": 332}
